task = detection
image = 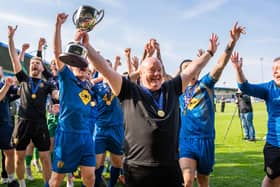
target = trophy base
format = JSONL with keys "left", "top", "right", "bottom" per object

{"left": 59, "top": 53, "right": 88, "bottom": 68}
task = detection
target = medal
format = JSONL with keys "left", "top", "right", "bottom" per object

{"left": 106, "top": 101, "right": 111, "bottom": 105}
{"left": 30, "top": 78, "right": 42, "bottom": 100}
{"left": 14, "top": 138, "right": 19, "bottom": 145}
{"left": 32, "top": 94, "right": 37, "bottom": 99}
{"left": 90, "top": 101, "right": 96, "bottom": 107}
{"left": 157, "top": 110, "right": 165, "bottom": 117}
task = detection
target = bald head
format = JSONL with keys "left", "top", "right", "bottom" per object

{"left": 140, "top": 57, "right": 163, "bottom": 91}
{"left": 140, "top": 57, "right": 162, "bottom": 71}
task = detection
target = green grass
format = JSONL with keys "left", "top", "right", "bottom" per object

{"left": 211, "top": 102, "right": 267, "bottom": 187}
{"left": 1, "top": 102, "right": 267, "bottom": 186}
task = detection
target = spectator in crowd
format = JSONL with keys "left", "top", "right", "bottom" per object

{"left": 236, "top": 89, "right": 256, "bottom": 141}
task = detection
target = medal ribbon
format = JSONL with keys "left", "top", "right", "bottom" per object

{"left": 29, "top": 78, "right": 42, "bottom": 96}
{"left": 141, "top": 87, "right": 164, "bottom": 113}
{"left": 102, "top": 82, "right": 114, "bottom": 105}
{"left": 183, "top": 84, "right": 196, "bottom": 110}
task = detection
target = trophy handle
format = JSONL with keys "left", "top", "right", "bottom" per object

{"left": 93, "top": 9, "right": 104, "bottom": 27}
{"left": 72, "top": 9, "right": 78, "bottom": 25}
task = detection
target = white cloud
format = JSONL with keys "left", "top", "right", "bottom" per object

{"left": 0, "top": 12, "right": 48, "bottom": 28}
{"left": 183, "top": 0, "right": 227, "bottom": 20}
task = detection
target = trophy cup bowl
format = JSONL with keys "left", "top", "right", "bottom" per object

{"left": 58, "top": 42, "right": 88, "bottom": 68}
{"left": 72, "top": 5, "right": 104, "bottom": 32}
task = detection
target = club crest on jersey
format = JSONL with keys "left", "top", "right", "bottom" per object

{"left": 188, "top": 98, "right": 200, "bottom": 110}
{"left": 79, "top": 90, "right": 91, "bottom": 105}
{"left": 57, "top": 161, "right": 64, "bottom": 168}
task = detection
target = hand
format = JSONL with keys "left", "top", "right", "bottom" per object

{"left": 51, "top": 104, "right": 60, "bottom": 114}
{"left": 149, "top": 38, "right": 157, "bottom": 48}
{"left": 154, "top": 42, "right": 160, "bottom": 51}
{"left": 38, "top": 38, "right": 46, "bottom": 48}
{"left": 56, "top": 13, "right": 68, "bottom": 25}
{"left": 131, "top": 56, "right": 139, "bottom": 71}
{"left": 197, "top": 48, "right": 205, "bottom": 57}
{"left": 115, "top": 56, "right": 121, "bottom": 66}
{"left": 230, "top": 22, "right": 246, "bottom": 42}
{"left": 124, "top": 48, "right": 131, "bottom": 58}
{"left": 145, "top": 43, "right": 155, "bottom": 57}
{"left": 8, "top": 25, "right": 18, "bottom": 38}
{"left": 231, "top": 51, "right": 243, "bottom": 70}
{"left": 5, "top": 77, "right": 14, "bottom": 87}
{"left": 208, "top": 33, "right": 219, "bottom": 55}
{"left": 21, "top": 43, "right": 30, "bottom": 51}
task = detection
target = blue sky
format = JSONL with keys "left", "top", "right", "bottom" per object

{"left": 0, "top": 0, "right": 279, "bottom": 88}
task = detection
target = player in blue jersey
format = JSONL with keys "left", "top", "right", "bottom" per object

{"left": 48, "top": 13, "right": 96, "bottom": 187}
{"left": 0, "top": 69, "right": 19, "bottom": 187}
{"left": 90, "top": 60, "right": 124, "bottom": 187}
{"left": 178, "top": 22, "right": 245, "bottom": 187}
{"left": 231, "top": 52, "right": 280, "bottom": 187}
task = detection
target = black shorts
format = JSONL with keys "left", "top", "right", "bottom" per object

{"left": 123, "top": 162, "right": 183, "bottom": 187}
{"left": 263, "top": 142, "right": 280, "bottom": 179}
{"left": 12, "top": 117, "right": 50, "bottom": 151}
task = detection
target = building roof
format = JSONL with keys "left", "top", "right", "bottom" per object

{"left": 0, "top": 42, "right": 33, "bottom": 74}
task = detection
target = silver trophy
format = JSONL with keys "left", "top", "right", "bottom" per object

{"left": 59, "top": 5, "right": 104, "bottom": 67}
{"left": 59, "top": 41, "right": 89, "bottom": 68}
{"left": 72, "top": 5, "right": 104, "bottom": 32}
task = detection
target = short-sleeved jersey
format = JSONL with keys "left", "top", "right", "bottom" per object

{"left": 118, "top": 75, "right": 182, "bottom": 167}
{"left": 16, "top": 71, "right": 54, "bottom": 121}
{"left": 239, "top": 80, "right": 280, "bottom": 147}
{"left": 58, "top": 66, "right": 96, "bottom": 134}
{"left": 91, "top": 81, "right": 123, "bottom": 127}
{"left": 0, "top": 81, "right": 18, "bottom": 125}
{"left": 179, "top": 73, "right": 216, "bottom": 138}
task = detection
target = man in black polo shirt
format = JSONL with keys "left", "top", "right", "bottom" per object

{"left": 8, "top": 25, "right": 57, "bottom": 187}
{"left": 76, "top": 30, "right": 219, "bottom": 187}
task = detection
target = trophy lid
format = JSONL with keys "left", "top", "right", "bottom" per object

{"left": 59, "top": 53, "right": 88, "bottom": 68}
{"left": 58, "top": 42, "right": 88, "bottom": 68}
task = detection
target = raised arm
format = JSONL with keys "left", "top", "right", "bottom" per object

{"left": 124, "top": 48, "right": 133, "bottom": 74}
{"left": 37, "top": 38, "right": 53, "bottom": 79}
{"left": 53, "top": 13, "right": 68, "bottom": 71}
{"left": 231, "top": 51, "right": 246, "bottom": 83}
{"left": 0, "top": 77, "right": 13, "bottom": 101}
{"left": 210, "top": 22, "right": 246, "bottom": 81}
{"left": 181, "top": 33, "right": 219, "bottom": 92}
{"left": 18, "top": 43, "right": 30, "bottom": 74}
{"left": 153, "top": 40, "right": 173, "bottom": 80}
{"left": 19, "top": 43, "right": 30, "bottom": 63}
{"left": 37, "top": 37, "right": 46, "bottom": 58}
{"left": 8, "top": 26, "right": 22, "bottom": 74}
{"left": 81, "top": 31, "right": 123, "bottom": 96}
{"left": 113, "top": 56, "right": 121, "bottom": 71}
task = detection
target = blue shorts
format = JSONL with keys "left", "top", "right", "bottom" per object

{"left": 52, "top": 130, "right": 96, "bottom": 173}
{"left": 93, "top": 125, "right": 124, "bottom": 155}
{"left": 179, "top": 137, "right": 215, "bottom": 175}
{"left": 0, "top": 123, "right": 13, "bottom": 150}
